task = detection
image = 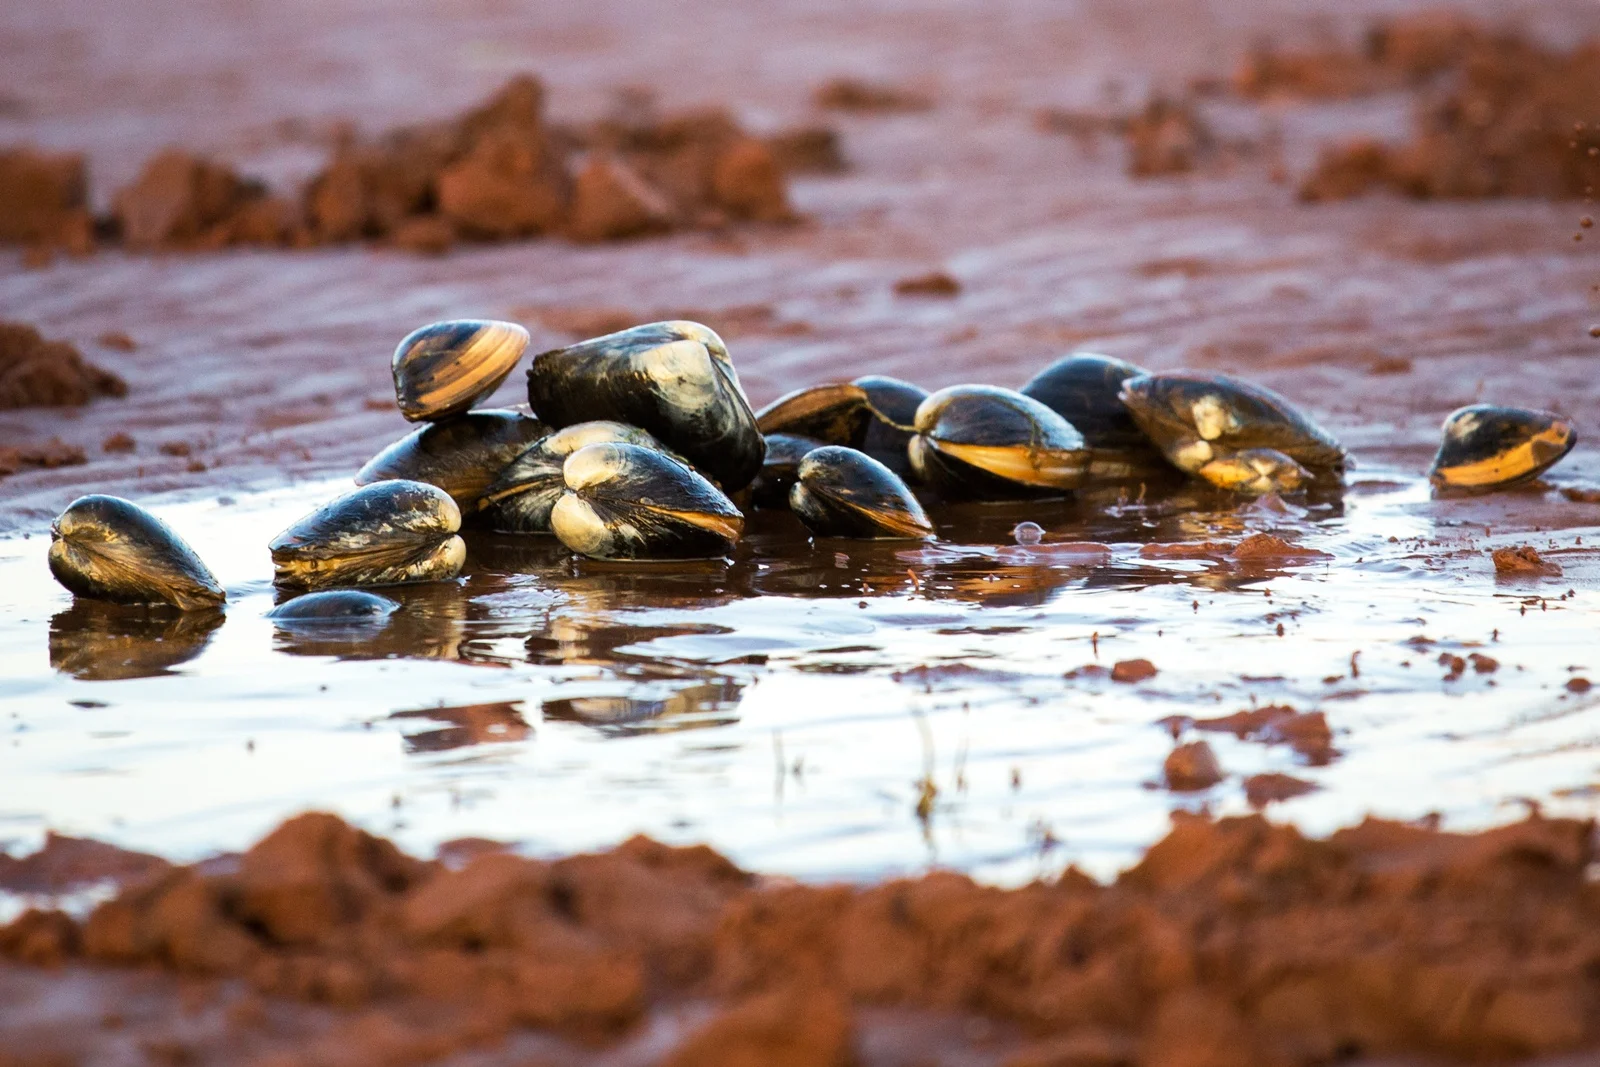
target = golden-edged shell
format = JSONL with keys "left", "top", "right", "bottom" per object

{"left": 790, "top": 445, "right": 934, "bottom": 540}
{"left": 393, "top": 320, "right": 530, "bottom": 422}
{"left": 356, "top": 410, "right": 547, "bottom": 508}
{"left": 909, "top": 385, "right": 1089, "bottom": 498}
{"left": 269, "top": 480, "right": 465, "bottom": 590}
{"left": 550, "top": 442, "right": 745, "bottom": 561}
{"left": 1428, "top": 405, "right": 1576, "bottom": 491}
{"left": 48, "top": 495, "right": 225, "bottom": 610}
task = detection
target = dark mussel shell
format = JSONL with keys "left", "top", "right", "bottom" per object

{"left": 1020, "top": 353, "right": 1169, "bottom": 480}
{"left": 478, "top": 421, "right": 669, "bottom": 533}
{"left": 790, "top": 445, "right": 934, "bottom": 540}
{"left": 48, "top": 495, "right": 225, "bottom": 610}
{"left": 551, "top": 442, "right": 745, "bottom": 561}
{"left": 750, "top": 432, "right": 826, "bottom": 509}
{"left": 269, "top": 480, "right": 465, "bottom": 590}
{"left": 755, "top": 383, "right": 875, "bottom": 446}
{"left": 356, "top": 410, "right": 547, "bottom": 509}
{"left": 854, "top": 375, "right": 927, "bottom": 477}
{"left": 909, "top": 385, "right": 1090, "bottom": 499}
{"left": 393, "top": 320, "right": 530, "bottom": 422}
{"left": 1429, "top": 405, "right": 1576, "bottom": 491}
{"left": 1196, "top": 448, "right": 1312, "bottom": 496}
{"left": 266, "top": 589, "right": 401, "bottom": 623}
{"left": 526, "top": 321, "right": 765, "bottom": 491}
{"left": 1118, "top": 372, "right": 1346, "bottom": 483}
{"left": 49, "top": 599, "right": 224, "bottom": 680}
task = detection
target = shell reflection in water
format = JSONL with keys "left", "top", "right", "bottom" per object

{"left": 269, "top": 480, "right": 466, "bottom": 590}
{"left": 48, "top": 495, "right": 225, "bottom": 610}
{"left": 389, "top": 701, "right": 532, "bottom": 753}
{"left": 478, "top": 421, "right": 670, "bottom": 533}
{"left": 392, "top": 320, "right": 530, "bottom": 422}
{"left": 750, "top": 432, "right": 826, "bottom": 509}
{"left": 49, "top": 600, "right": 224, "bottom": 680}
{"left": 1429, "top": 405, "right": 1576, "bottom": 491}
{"left": 542, "top": 679, "right": 743, "bottom": 736}
{"left": 790, "top": 446, "right": 934, "bottom": 540}
{"left": 1118, "top": 372, "right": 1345, "bottom": 494}
{"left": 551, "top": 442, "right": 745, "bottom": 561}
{"left": 1020, "top": 353, "right": 1170, "bottom": 481}
{"left": 525, "top": 321, "right": 766, "bottom": 490}
{"left": 356, "top": 410, "right": 547, "bottom": 508}
{"left": 909, "top": 385, "right": 1089, "bottom": 499}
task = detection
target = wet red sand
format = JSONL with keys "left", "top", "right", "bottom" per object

{"left": 4, "top": 810, "right": 1600, "bottom": 1064}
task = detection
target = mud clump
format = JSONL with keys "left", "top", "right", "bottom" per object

{"left": 112, "top": 149, "right": 288, "bottom": 250}
{"left": 1163, "top": 704, "right": 1336, "bottom": 765}
{"left": 1164, "top": 739, "right": 1224, "bottom": 791}
{"left": 813, "top": 77, "right": 932, "bottom": 113}
{"left": 1110, "top": 658, "right": 1158, "bottom": 684}
{"left": 9, "top": 810, "right": 1599, "bottom": 1063}
{"left": 0, "top": 321, "right": 126, "bottom": 410}
{"left": 1234, "top": 10, "right": 1485, "bottom": 100}
{"left": 1243, "top": 772, "right": 1318, "bottom": 807}
{"left": 0, "top": 439, "right": 87, "bottom": 477}
{"left": 1492, "top": 545, "right": 1562, "bottom": 577}
{"left": 894, "top": 270, "right": 961, "bottom": 297}
{"left": 0, "top": 147, "right": 93, "bottom": 253}
{"left": 1124, "top": 97, "right": 1213, "bottom": 177}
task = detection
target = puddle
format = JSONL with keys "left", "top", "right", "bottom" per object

{"left": 2, "top": 471, "right": 1599, "bottom": 887}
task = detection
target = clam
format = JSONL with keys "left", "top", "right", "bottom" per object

{"left": 269, "top": 480, "right": 465, "bottom": 590}
{"left": 525, "top": 321, "right": 765, "bottom": 490}
{"left": 48, "top": 495, "right": 225, "bottom": 610}
{"left": 1428, "top": 405, "right": 1576, "bottom": 491}
{"left": 755, "top": 383, "right": 875, "bottom": 446}
{"left": 551, "top": 442, "right": 745, "bottom": 561}
{"left": 1118, "top": 372, "right": 1345, "bottom": 490}
{"left": 356, "top": 410, "right": 547, "bottom": 508}
{"left": 393, "top": 320, "right": 530, "bottom": 422}
{"left": 750, "top": 432, "right": 826, "bottom": 509}
{"left": 1020, "top": 353, "right": 1169, "bottom": 480}
{"left": 1195, "top": 448, "right": 1311, "bottom": 496}
{"left": 908, "top": 385, "right": 1090, "bottom": 499}
{"left": 266, "top": 589, "right": 400, "bottom": 623}
{"left": 478, "top": 420, "right": 670, "bottom": 532}
{"left": 790, "top": 446, "right": 934, "bottom": 540}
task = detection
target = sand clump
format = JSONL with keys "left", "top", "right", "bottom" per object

{"left": 1492, "top": 545, "right": 1563, "bottom": 577}
{"left": 5, "top": 810, "right": 1600, "bottom": 1063}
{"left": 0, "top": 147, "right": 94, "bottom": 253}
{"left": 0, "top": 321, "right": 126, "bottom": 411}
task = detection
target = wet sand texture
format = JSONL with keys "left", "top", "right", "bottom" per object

{"left": 3, "top": 810, "right": 1598, "bottom": 1063}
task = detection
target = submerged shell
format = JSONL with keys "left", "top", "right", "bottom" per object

{"left": 393, "top": 320, "right": 530, "bottom": 422}
{"left": 356, "top": 410, "right": 547, "bottom": 508}
{"left": 750, "top": 432, "right": 826, "bottom": 509}
{"left": 790, "top": 446, "right": 934, "bottom": 540}
{"left": 48, "top": 495, "right": 225, "bottom": 610}
{"left": 1118, "top": 372, "right": 1345, "bottom": 476}
{"left": 755, "top": 383, "right": 874, "bottom": 446}
{"left": 269, "top": 480, "right": 465, "bottom": 590}
{"left": 1197, "top": 448, "right": 1312, "bottom": 495}
{"left": 909, "top": 385, "right": 1090, "bottom": 499}
{"left": 525, "top": 321, "right": 765, "bottom": 491}
{"left": 1429, "top": 405, "right": 1576, "bottom": 491}
{"left": 1020, "top": 353, "right": 1168, "bottom": 480}
{"left": 551, "top": 442, "right": 745, "bottom": 561}
{"left": 478, "top": 421, "right": 669, "bottom": 532}
{"left": 266, "top": 589, "right": 400, "bottom": 623}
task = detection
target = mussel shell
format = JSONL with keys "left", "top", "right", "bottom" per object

{"left": 790, "top": 445, "right": 934, "bottom": 540}
{"left": 854, "top": 375, "right": 926, "bottom": 478}
{"left": 393, "top": 320, "right": 530, "bottom": 422}
{"left": 1197, "top": 448, "right": 1311, "bottom": 495}
{"left": 525, "top": 321, "right": 766, "bottom": 491}
{"left": 356, "top": 410, "right": 548, "bottom": 508}
{"left": 755, "top": 383, "right": 874, "bottom": 446}
{"left": 910, "top": 385, "right": 1089, "bottom": 499}
{"left": 478, "top": 421, "right": 669, "bottom": 532}
{"left": 1020, "top": 353, "right": 1170, "bottom": 480}
{"left": 1429, "top": 405, "right": 1576, "bottom": 490}
{"left": 551, "top": 442, "right": 745, "bottom": 561}
{"left": 269, "top": 480, "right": 465, "bottom": 590}
{"left": 1118, "top": 372, "right": 1345, "bottom": 475}
{"left": 750, "top": 433, "right": 826, "bottom": 509}
{"left": 48, "top": 495, "right": 225, "bottom": 610}
{"left": 266, "top": 589, "right": 400, "bottom": 623}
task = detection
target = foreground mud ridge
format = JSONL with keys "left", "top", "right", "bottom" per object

{"left": 3, "top": 810, "right": 1598, "bottom": 1065}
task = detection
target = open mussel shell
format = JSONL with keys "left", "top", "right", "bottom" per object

{"left": 269, "top": 480, "right": 465, "bottom": 590}
{"left": 551, "top": 442, "right": 745, "bottom": 561}
{"left": 750, "top": 432, "right": 826, "bottom": 509}
{"left": 1020, "top": 353, "right": 1169, "bottom": 480}
{"left": 909, "top": 385, "right": 1089, "bottom": 499}
{"left": 1429, "top": 405, "right": 1576, "bottom": 491}
{"left": 393, "top": 320, "right": 530, "bottom": 422}
{"left": 48, "top": 495, "right": 225, "bottom": 610}
{"left": 790, "top": 445, "right": 934, "bottom": 540}
{"left": 755, "top": 383, "right": 875, "bottom": 446}
{"left": 1197, "top": 447, "right": 1312, "bottom": 495}
{"left": 356, "top": 410, "right": 547, "bottom": 509}
{"left": 478, "top": 420, "right": 670, "bottom": 533}
{"left": 1118, "top": 372, "right": 1345, "bottom": 478}
{"left": 525, "top": 320, "right": 766, "bottom": 491}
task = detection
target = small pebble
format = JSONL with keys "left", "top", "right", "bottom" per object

{"left": 1164, "top": 740, "right": 1223, "bottom": 792}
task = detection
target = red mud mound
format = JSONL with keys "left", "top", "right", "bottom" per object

{"left": 0, "top": 321, "right": 125, "bottom": 410}
{"left": 1233, "top": 10, "right": 1486, "bottom": 100}
{"left": 0, "top": 148, "right": 94, "bottom": 253}
{"left": 4, "top": 810, "right": 1600, "bottom": 1064}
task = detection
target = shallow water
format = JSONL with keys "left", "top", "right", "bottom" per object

{"left": 2, "top": 470, "right": 1598, "bottom": 890}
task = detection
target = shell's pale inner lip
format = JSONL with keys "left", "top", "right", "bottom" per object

{"left": 825, "top": 492, "right": 931, "bottom": 537}
{"left": 1435, "top": 424, "right": 1572, "bottom": 487}
{"left": 637, "top": 504, "right": 743, "bottom": 542}
{"left": 931, "top": 439, "right": 1084, "bottom": 488}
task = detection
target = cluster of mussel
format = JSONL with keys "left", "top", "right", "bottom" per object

{"left": 46, "top": 316, "right": 1577, "bottom": 616}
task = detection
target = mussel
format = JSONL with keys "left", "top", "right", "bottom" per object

{"left": 750, "top": 432, "right": 826, "bottom": 509}
{"left": 1428, "top": 405, "right": 1576, "bottom": 491}
{"left": 393, "top": 320, "right": 530, "bottom": 422}
{"left": 1118, "top": 372, "right": 1345, "bottom": 493}
{"left": 48, "top": 495, "right": 225, "bottom": 610}
{"left": 1191, "top": 448, "right": 1311, "bottom": 495}
{"left": 356, "top": 410, "right": 547, "bottom": 508}
{"left": 854, "top": 374, "right": 926, "bottom": 477}
{"left": 755, "top": 383, "right": 876, "bottom": 446}
{"left": 478, "top": 420, "right": 671, "bottom": 532}
{"left": 269, "top": 480, "right": 465, "bottom": 590}
{"left": 790, "top": 446, "right": 934, "bottom": 540}
{"left": 525, "top": 321, "right": 766, "bottom": 491}
{"left": 908, "top": 385, "right": 1090, "bottom": 499}
{"left": 266, "top": 589, "right": 401, "bottom": 623}
{"left": 1020, "top": 353, "right": 1169, "bottom": 480}
{"left": 551, "top": 442, "right": 745, "bottom": 561}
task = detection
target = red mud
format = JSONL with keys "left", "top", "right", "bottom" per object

{"left": 1493, "top": 545, "right": 1563, "bottom": 577}
{"left": 1161, "top": 705, "right": 1337, "bottom": 766}
{"left": 0, "top": 322, "right": 125, "bottom": 411}
{"left": 5, "top": 810, "right": 1600, "bottom": 1064}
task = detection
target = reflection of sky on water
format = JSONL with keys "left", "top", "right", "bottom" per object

{"left": 1, "top": 471, "right": 1599, "bottom": 886}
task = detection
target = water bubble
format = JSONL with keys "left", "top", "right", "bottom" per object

{"left": 1013, "top": 521, "right": 1044, "bottom": 546}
